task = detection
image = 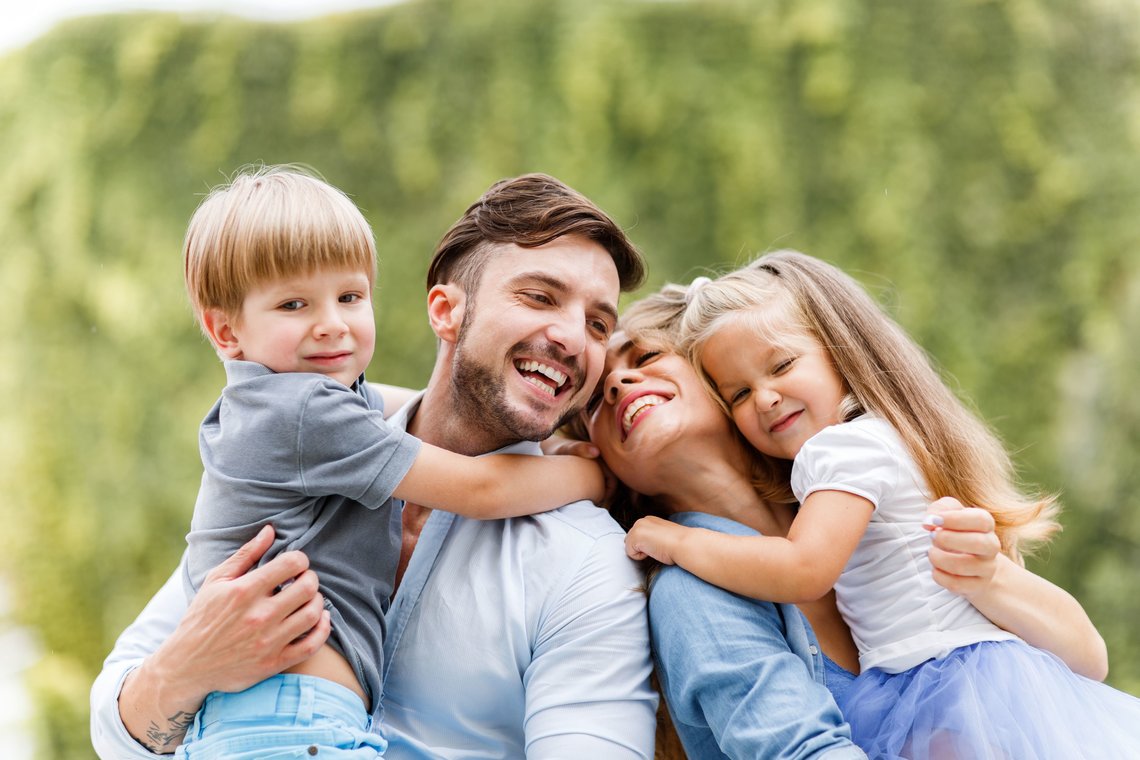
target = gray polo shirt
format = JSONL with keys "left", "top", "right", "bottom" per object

{"left": 182, "top": 360, "right": 421, "bottom": 720}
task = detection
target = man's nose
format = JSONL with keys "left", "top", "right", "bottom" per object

{"left": 545, "top": 309, "right": 587, "bottom": 356}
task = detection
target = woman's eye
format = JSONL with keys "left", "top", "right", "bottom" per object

{"left": 635, "top": 351, "right": 661, "bottom": 367}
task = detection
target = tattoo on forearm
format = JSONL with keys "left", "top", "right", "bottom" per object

{"left": 144, "top": 711, "right": 196, "bottom": 752}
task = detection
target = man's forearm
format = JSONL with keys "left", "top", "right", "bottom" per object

{"left": 119, "top": 656, "right": 207, "bottom": 753}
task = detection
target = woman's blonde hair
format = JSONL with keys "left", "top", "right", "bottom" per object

{"left": 680, "top": 250, "right": 1059, "bottom": 560}
{"left": 183, "top": 164, "right": 377, "bottom": 328}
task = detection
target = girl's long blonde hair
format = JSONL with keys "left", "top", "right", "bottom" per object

{"left": 680, "top": 250, "right": 1059, "bottom": 560}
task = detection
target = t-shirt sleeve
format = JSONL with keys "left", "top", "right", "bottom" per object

{"left": 790, "top": 419, "right": 900, "bottom": 509}
{"left": 296, "top": 379, "right": 421, "bottom": 508}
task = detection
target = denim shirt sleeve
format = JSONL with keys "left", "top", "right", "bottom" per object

{"left": 647, "top": 512, "right": 865, "bottom": 760}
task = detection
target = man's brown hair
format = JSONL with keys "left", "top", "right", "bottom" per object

{"left": 426, "top": 173, "right": 646, "bottom": 293}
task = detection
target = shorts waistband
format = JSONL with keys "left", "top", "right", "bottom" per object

{"left": 197, "top": 674, "right": 370, "bottom": 732}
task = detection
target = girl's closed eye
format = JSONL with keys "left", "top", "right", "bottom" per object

{"left": 773, "top": 356, "right": 797, "bottom": 374}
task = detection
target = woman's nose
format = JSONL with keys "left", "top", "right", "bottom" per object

{"left": 604, "top": 368, "right": 639, "bottom": 402}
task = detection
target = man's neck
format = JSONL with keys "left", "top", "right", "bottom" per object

{"left": 406, "top": 382, "right": 515, "bottom": 456}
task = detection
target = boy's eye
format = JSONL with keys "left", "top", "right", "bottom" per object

{"left": 280, "top": 300, "right": 304, "bottom": 311}
{"left": 340, "top": 293, "right": 362, "bottom": 304}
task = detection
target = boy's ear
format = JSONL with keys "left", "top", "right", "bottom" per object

{"left": 427, "top": 284, "right": 465, "bottom": 344}
{"left": 200, "top": 308, "right": 244, "bottom": 359}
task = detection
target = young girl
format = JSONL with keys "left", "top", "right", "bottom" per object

{"left": 623, "top": 249, "right": 1140, "bottom": 757}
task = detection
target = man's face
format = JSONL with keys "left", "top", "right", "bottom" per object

{"left": 450, "top": 235, "right": 621, "bottom": 444}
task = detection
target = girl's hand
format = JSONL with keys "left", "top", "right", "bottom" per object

{"left": 923, "top": 496, "right": 1001, "bottom": 601}
{"left": 625, "top": 516, "right": 684, "bottom": 564}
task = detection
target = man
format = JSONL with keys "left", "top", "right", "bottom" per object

{"left": 90, "top": 174, "right": 658, "bottom": 758}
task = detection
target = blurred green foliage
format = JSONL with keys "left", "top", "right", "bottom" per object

{"left": 1, "top": 0, "right": 1138, "bottom": 756}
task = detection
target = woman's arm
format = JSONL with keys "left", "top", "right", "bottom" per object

{"left": 926, "top": 498, "right": 1109, "bottom": 680}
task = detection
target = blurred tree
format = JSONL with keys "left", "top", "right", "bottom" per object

{"left": 0, "top": 0, "right": 1137, "bottom": 755}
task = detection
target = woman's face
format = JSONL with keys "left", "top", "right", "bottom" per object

{"left": 582, "top": 329, "right": 735, "bottom": 496}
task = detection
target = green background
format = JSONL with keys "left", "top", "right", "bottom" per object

{"left": 2, "top": 0, "right": 1138, "bottom": 756}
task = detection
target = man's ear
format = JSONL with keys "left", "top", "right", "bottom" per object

{"left": 427, "top": 284, "right": 465, "bottom": 344}
{"left": 200, "top": 308, "right": 244, "bottom": 360}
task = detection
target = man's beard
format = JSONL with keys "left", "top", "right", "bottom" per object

{"left": 451, "top": 335, "right": 585, "bottom": 446}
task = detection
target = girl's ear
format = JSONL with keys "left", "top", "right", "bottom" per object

{"left": 427, "top": 284, "right": 465, "bottom": 344}
{"left": 200, "top": 308, "right": 244, "bottom": 359}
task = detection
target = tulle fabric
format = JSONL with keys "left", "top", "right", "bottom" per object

{"left": 839, "top": 640, "right": 1140, "bottom": 759}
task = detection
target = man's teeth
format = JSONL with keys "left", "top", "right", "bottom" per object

{"left": 516, "top": 360, "right": 568, "bottom": 396}
{"left": 623, "top": 395, "right": 667, "bottom": 434}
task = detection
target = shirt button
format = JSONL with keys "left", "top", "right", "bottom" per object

{"left": 809, "top": 645, "right": 819, "bottom": 655}
{"left": 307, "top": 747, "right": 319, "bottom": 756}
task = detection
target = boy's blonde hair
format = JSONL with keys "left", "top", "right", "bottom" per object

{"left": 183, "top": 164, "right": 377, "bottom": 327}
{"left": 680, "top": 250, "right": 1059, "bottom": 560}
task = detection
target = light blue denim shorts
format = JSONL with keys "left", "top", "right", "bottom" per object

{"left": 174, "top": 673, "right": 386, "bottom": 759}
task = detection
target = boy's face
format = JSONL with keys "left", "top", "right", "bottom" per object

{"left": 227, "top": 267, "right": 376, "bottom": 387}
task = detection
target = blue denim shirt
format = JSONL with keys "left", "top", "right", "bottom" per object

{"left": 648, "top": 512, "right": 866, "bottom": 759}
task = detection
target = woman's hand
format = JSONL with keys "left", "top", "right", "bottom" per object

{"left": 924, "top": 496, "right": 1001, "bottom": 600}
{"left": 923, "top": 496, "right": 1108, "bottom": 680}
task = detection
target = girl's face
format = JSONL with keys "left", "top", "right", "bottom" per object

{"left": 583, "top": 330, "right": 733, "bottom": 496}
{"left": 700, "top": 312, "right": 847, "bottom": 462}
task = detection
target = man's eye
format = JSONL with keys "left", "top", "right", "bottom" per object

{"left": 523, "top": 292, "right": 553, "bottom": 305}
{"left": 588, "top": 319, "right": 612, "bottom": 338}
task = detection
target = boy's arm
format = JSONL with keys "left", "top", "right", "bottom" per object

{"left": 393, "top": 445, "right": 606, "bottom": 518}
{"left": 368, "top": 382, "right": 420, "bottom": 420}
{"left": 926, "top": 498, "right": 1109, "bottom": 680}
{"left": 624, "top": 491, "right": 874, "bottom": 604}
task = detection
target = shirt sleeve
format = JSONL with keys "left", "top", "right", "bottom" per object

{"left": 649, "top": 566, "right": 865, "bottom": 760}
{"left": 522, "top": 531, "right": 658, "bottom": 759}
{"left": 90, "top": 559, "right": 189, "bottom": 760}
{"left": 790, "top": 419, "right": 901, "bottom": 509}
{"left": 296, "top": 379, "right": 421, "bottom": 508}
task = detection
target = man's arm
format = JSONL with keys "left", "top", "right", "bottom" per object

{"left": 91, "top": 526, "right": 329, "bottom": 757}
{"left": 523, "top": 532, "right": 658, "bottom": 759}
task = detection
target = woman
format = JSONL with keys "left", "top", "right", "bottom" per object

{"left": 564, "top": 281, "right": 1108, "bottom": 759}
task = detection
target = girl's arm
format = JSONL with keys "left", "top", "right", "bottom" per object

{"left": 926, "top": 498, "right": 1109, "bottom": 680}
{"left": 393, "top": 444, "right": 606, "bottom": 519}
{"left": 624, "top": 490, "right": 874, "bottom": 604}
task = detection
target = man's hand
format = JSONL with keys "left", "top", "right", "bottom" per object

{"left": 120, "top": 525, "right": 330, "bottom": 753}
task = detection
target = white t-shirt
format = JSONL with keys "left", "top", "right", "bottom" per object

{"left": 791, "top": 415, "right": 1017, "bottom": 674}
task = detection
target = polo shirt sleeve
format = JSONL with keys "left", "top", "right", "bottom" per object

{"left": 790, "top": 418, "right": 900, "bottom": 509}
{"left": 296, "top": 379, "right": 421, "bottom": 508}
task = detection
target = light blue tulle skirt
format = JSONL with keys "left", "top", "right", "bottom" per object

{"left": 838, "top": 640, "right": 1140, "bottom": 759}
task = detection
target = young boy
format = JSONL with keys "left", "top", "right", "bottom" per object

{"left": 176, "top": 165, "right": 604, "bottom": 758}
